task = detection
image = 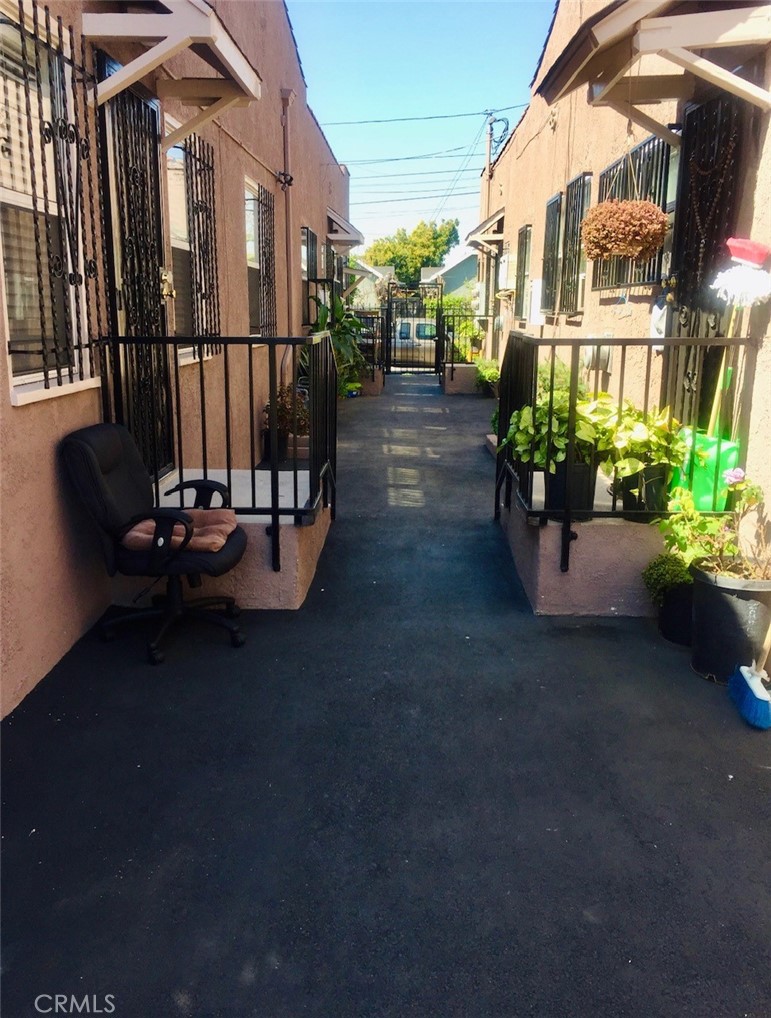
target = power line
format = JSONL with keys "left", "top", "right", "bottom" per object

{"left": 321, "top": 103, "right": 528, "bottom": 127}
{"left": 432, "top": 118, "right": 487, "bottom": 222}
{"left": 352, "top": 168, "right": 482, "bottom": 181}
{"left": 344, "top": 148, "right": 485, "bottom": 165}
{"left": 350, "top": 191, "right": 478, "bottom": 207}
{"left": 353, "top": 205, "right": 479, "bottom": 220}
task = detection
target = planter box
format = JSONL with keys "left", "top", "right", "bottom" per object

{"left": 360, "top": 368, "right": 385, "bottom": 396}
{"left": 442, "top": 363, "right": 479, "bottom": 394}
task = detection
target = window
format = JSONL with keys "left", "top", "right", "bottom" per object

{"left": 514, "top": 225, "right": 531, "bottom": 320}
{"left": 0, "top": 18, "right": 102, "bottom": 388}
{"left": 561, "top": 173, "right": 592, "bottom": 315}
{"left": 245, "top": 182, "right": 277, "bottom": 337}
{"left": 540, "top": 193, "right": 562, "bottom": 314}
{"left": 592, "top": 136, "right": 671, "bottom": 291}
{"left": 300, "top": 226, "right": 317, "bottom": 325}
{"left": 415, "top": 323, "right": 436, "bottom": 340}
{"left": 398, "top": 322, "right": 411, "bottom": 340}
{"left": 166, "top": 141, "right": 192, "bottom": 337}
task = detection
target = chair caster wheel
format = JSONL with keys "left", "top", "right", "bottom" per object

{"left": 231, "top": 631, "right": 246, "bottom": 649}
{"left": 148, "top": 647, "right": 165, "bottom": 665}
{"left": 225, "top": 603, "right": 241, "bottom": 619}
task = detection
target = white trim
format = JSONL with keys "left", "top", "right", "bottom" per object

{"left": 635, "top": 6, "right": 771, "bottom": 52}
{"left": 10, "top": 374, "right": 101, "bottom": 406}
{"left": 326, "top": 206, "right": 363, "bottom": 249}
{"left": 81, "top": 0, "right": 261, "bottom": 105}
{"left": 596, "top": 98, "right": 682, "bottom": 147}
{"left": 661, "top": 46, "right": 771, "bottom": 111}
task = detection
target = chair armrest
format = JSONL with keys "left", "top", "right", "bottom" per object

{"left": 119, "top": 508, "right": 194, "bottom": 572}
{"left": 165, "top": 479, "right": 231, "bottom": 509}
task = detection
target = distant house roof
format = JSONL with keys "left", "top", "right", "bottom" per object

{"left": 349, "top": 260, "right": 395, "bottom": 280}
{"left": 422, "top": 254, "right": 478, "bottom": 283}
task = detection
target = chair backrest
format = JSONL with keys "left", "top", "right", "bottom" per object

{"left": 61, "top": 424, "right": 154, "bottom": 574}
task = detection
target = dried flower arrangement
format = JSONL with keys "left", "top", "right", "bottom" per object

{"left": 581, "top": 199, "right": 668, "bottom": 261}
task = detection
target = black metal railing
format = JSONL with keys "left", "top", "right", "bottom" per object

{"left": 495, "top": 331, "right": 755, "bottom": 570}
{"left": 355, "top": 309, "right": 385, "bottom": 381}
{"left": 439, "top": 310, "right": 483, "bottom": 378}
{"left": 101, "top": 333, "right": 337, "bottom": 571}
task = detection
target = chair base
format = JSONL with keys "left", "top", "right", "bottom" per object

{"left": 101, "top": 575, "right": 245, "bottom": 664}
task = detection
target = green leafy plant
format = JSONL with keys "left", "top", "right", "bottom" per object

{"left": 475, "top": 358, "right": 500, "bottom": 391}
{"left": 536, "top": 357, "right": 584, "bottom": 399}
{"left": 312, "top": 295, "right": 367, "bottom": 396}
{"left": 606, "top": 403, "right": 687, "bottom": 478}
{"left": 656, "top": 470, "right": 770, "bottom": 579}
{"left": 642, "top": 552, "right": 692, "bottom": 607}
{"left": 491, "top": 404, "right": 499, "bottom": 435}
{"left": 263, "top": 385, "right": 310, "bottom": 435}
{"left": 499, "top": 389, "right": 617, "bottom": 472}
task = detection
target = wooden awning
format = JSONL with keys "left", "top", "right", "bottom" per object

{"left": 537, "top": 1, "right": 771, "bottom": 148}
{"left": 327, "top": 207, "right": 363, "bottom": 250}
{"left": 466, "top": 208, "right": 505, "bottom": 252}
{"left": 82, "top": 0, "right": 261, "bottom": 150}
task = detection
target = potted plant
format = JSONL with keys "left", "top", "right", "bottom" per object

{"left": 474, "top": 358, "right": 501, "bottom": 397}
{"left": 500, "top": 390, "right": 616, "bottom": 511}
{"left": 263, "top": 384, "right": 310, "bottom": 461}
{"left": 581, "top": 199, "right": 668, "bottom": 262}
{"left": 641, "top": 552, "right": 693, "bottom": 646}
{"left": 606, "top": 404, "right": 687, "bottom": 512}
{"left": 656, "top": 470, "right": 771, "bottom": 682}
{"left": 311, "top": 295, "right": 368, "bottom": 397}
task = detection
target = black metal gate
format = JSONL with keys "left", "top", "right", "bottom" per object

{"left": 102, "top": 83, "right": 173, "bottom": 476}
{"left": 383, "top": 280, "right": 443, "bottom": 374}
{"left": 667, "top": 92, "right": 744, "bottom": 436}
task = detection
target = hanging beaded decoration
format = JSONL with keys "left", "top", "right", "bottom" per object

{"left": 688, "top": 130, "right": 738, "bottom": 288}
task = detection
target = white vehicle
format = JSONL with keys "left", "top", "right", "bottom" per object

{"left": 392, "top": 318, "right": 438, "bottom": 367}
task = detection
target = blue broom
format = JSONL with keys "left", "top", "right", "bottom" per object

{"left": 728, "top": 620, "right": 771, "bottom": 730}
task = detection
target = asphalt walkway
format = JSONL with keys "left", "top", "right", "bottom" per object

{"left": 2, "top": 375, "right": 769, "bottom": 1018}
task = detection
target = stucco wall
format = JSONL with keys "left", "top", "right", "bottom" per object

{"left": 0, "top": 1, "right": 351, "bottom": 716}
{"left": 483, "top": 0, "right": 771, "bottom": 613}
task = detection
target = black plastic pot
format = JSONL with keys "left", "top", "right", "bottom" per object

{"left": 690, "top": 566, "right": 771, "bottom": 682}
{"left": 620, "top": 464, "right": 670, "bottom": 512}
{"left": 544, "top": 460, "right": 597, "bottom": 513}
{"left": 658, "top": 582, "right": 693, "bottom": 646}
{"left": 262, "top": 430, "right": 288, "bottom": 462}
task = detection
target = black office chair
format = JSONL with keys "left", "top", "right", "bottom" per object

{"left": 61, "top": 423, "right": 247, "bottom": 664}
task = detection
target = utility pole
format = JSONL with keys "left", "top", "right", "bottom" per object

{"left": 484, "top": 112, "right": 495, "bottom": 218}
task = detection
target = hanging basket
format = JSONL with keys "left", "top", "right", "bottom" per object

{"left": 581, "top": 199, "right": 668, "bottom": 262}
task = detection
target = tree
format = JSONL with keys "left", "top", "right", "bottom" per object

{"left": 364, "top": 219, "right": 460, "bottom": 283}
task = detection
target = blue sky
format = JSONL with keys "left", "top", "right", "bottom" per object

{"left": 286, "top": 0, "right": 556, "bottom": 259}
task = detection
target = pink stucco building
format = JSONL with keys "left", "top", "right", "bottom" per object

{"left": 0, "top": 0, "right": 361, "bottom": 715}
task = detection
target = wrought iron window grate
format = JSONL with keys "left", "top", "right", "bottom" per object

{"left": 513, "top": 225, "right": 531, "bottom": 320}
{"left": 184, "top": 132, "right": 220, "bottom": 350}
{"left": 561, "top": 173, "right": 591, "bottom": 314}
{"left": 540, "top": 193, "right": 562, "bottom": 314}
{"left": 591, "top": 135, "right": 670, "bottom": 292}
{"left": 1, "top": 0, "right": 108, "bottom": 387}
{"left": 245, "top": 183, "right": 277, "bottom": 337}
